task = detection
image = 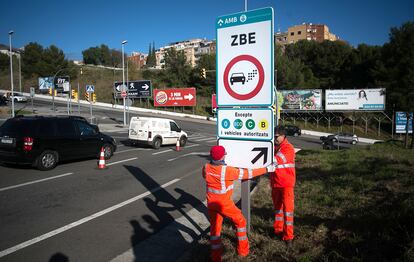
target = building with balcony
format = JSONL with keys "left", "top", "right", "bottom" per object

{"left": 275, "top": 23, "right": 340, "bottom": 46}
{"left": 128, "top": 52, "right": 147, "bottom": 69}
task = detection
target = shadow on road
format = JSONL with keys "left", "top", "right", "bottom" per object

{"left": 49, "top": 252, "right": 69, "bottom": 262}
{"left": 124, "top": 165, "right": 208, "bottom": 261}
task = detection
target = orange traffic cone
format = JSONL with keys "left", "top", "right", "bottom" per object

{"left": 98, "top": 147, "right": 106, "bottom": 169}
{"left": 176, "top": 139, "right": 180, "bottom": 151}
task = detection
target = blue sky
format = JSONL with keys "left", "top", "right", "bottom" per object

{"left": 1, "top": 0, "right": 413, "bottom": 60}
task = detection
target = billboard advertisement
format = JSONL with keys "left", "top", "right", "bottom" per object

{"left": 38, "top": 77, "right": 54, "bottom": 90}
{"left": 325, "top": 88, "right": 386, "bottom": 111}
{"left": 280, "top": 89, "right": 323, "bottom": 111}
{"left": 396, "top": 112, "right": 413, "bottom": 134}
{"left": 153, "top": 88, "right": 196, "bottom": 107}
{"left": 54, "top": 76, "right": 70, "bottom": 92}
{"left": 114, "top": 80, "right": 151, "bottom": 98}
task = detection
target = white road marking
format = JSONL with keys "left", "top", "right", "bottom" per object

{"left": 114, "top": 148, "right": 150, "bottom": 154}
{"left": 193, "top": 137, "right": 215, "bottom": 142}
{"left": 167, "top": 151, "right": 208, "bottom": 162}
{"left": 152, "top": 149, "right": 173, "bottom": 155}
{"left": 0, "top": 178, "right": 181, "bottom": 258}
{"left": 0, "top": 173, "right": 74, "bottom": 193}
{"left": 106, "top": 157, "right": 138, "bottom": 166}
{"left": 111, "top": 136, "right": 128, "bottom": 139}
{"left": 117, "top": 144, "right": 125, "bottom": 147}
{"left": 294, "top": 148, "right": 301, "bottom": 153}
{"left": 184, "top": 144, "right": 200, "bottom": 149}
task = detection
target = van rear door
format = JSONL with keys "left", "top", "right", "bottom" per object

{"left": 129, "top": 118, "right": 150, "bottom": 141}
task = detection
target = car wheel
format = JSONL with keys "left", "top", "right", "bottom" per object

{"left": 14, "top": 98, "right": 18, "bottom": 103}
{"left": 294, "top": 132, "right": 299, "bottom": 137}
{"left": 36, "top": 150, "right": 58, "bottom": 171}
{"left": 332, "top": 138, "right": 337, "bottom": 142}
{"left": 103, "top": 144, "right": 113, "bottom": 159}
{"left": 152, "top": 137, "right": 162, "bottom": 149}
{"left": 352, "top": 140, "right": 357, "bottom": 145}
{"left": 179, "top": 136, "right": 187, "bottom": 147}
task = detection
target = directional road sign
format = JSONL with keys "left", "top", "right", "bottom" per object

{"left": 218, "top": 139, "right": 273, "bottom": 169}
{"left": 114, "top": 80, "right": 151, "bottom": 98}
{"left": 86, "top": 85, "right": 94, "bottom": 93}
{"left": 218, "top": 108, "right": 273, "bottom": 141}
{"left": 30, "top": 87, "right": 35, "bottom": 98}
{"left": 216, "top": 7, "right": 274, "bottom": 107}
{"left": 153, "top": 88, "right": 196, "bottom": 107}
{"left": 54, "top": 76, "right": 70, "bottom": 92}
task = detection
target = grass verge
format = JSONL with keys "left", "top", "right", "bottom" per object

{"left": 189, "top": 142, "right": 414, "bottom": 261}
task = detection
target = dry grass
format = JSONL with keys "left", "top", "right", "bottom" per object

{"left": 189, "top": 142, "right": 414, "bottom": 261}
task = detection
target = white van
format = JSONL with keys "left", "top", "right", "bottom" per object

{"left": 128, "top": 117, "right": 188, "bottom": 149}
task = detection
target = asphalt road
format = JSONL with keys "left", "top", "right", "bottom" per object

{"left": 0, "top": 98, "right": 352, "bottom": 261}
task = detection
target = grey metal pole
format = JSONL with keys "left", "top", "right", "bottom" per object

{"left": 127, "top": 58, "right": 130, "bottom": 125}
{"left": 78, "top": 68, "right": 82, "bottom": 115}
{"left": 241, "top": 180, "right": 251, "bottom": 233}
{"left": 18, "top": 53, "right": 22, "bottom": 93}
{"left": 9, "top": 31, "right": 15, "bottom": 118}
{"left": 244, "top": 0, "right": 247, "bottom": 11}
{"left": 90, "top": 98, "right": 93, "bottom": 123}
{"left": 122, "top": 40, "right": 127, "bottom": 126}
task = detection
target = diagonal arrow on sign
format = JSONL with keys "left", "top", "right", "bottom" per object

{"left": 184, "top": 93, "right": 194, "bottom": 101}
{"left": 251, "top": 147, "right": 268, "bottom": 165}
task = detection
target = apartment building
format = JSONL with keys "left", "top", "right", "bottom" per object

{"left": 128, "top": 52, "right": 147, "bottom": 69}
{"left": 154, "top": 38, "right": 215, "bottom": 69}
{"left": 276, "top": 23, "right": 339, "bottom": 45}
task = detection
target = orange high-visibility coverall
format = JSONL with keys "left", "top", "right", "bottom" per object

{"left": 270, "top": 138, "right": 296, "bottom": 241}
{"left": 202, "top": 162, "right": 267, "bottom": 262}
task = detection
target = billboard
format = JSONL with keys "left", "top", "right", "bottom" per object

{"left": 280, "top": 89, "right": 322, "bottom": 111}
{"left": 153, "top": 88, "right": 196, "bottom": 107}
{"left": 325, "top": 88, "right": 386, "bottom": 111}
{"left": 396, "top": 112, "right": 413, "bottom": 134}
{"left": 54, "top": 76, "right": 70, "bottom": 92}
{"left": 114, "top": 80, "right": 151, "bottom": 98}
{"left": 38, "top": 77, "right": 54, "bottom": 90}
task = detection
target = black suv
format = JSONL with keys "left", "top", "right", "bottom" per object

{"left": 285, "top": 125, "right": 301, "bottom": 137}
{"left": 0, "top": 116, "right": 117, "bottom": 170}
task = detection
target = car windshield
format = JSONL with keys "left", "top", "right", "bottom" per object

{"left": 231, "top": 73, "right": 244, "bottom": 77}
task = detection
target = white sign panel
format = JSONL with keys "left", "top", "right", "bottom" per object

{"left": 218, "top": 108, "right": 273, "bottom": 140}
{"left": 325, "top": 88, "right": 386, "bottom": 111}
{"left": 216, "top": 8, "right": 274, "bottom": 107}
{"left": 218, "top": 139, "right": 273, "bottom": 169}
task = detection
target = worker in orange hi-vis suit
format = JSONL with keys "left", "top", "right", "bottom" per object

{"left": 270, "top": 125, "right": 296, "bottom": 244}
{"left": 202, "top": 145, "right": 275, "bottom": 262}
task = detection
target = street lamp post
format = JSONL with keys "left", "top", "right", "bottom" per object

{"left": 122, "top": 40, "right": 128, "bottom": 126}
{"left": 18, "top": 52, "right": 22, "bottom": 93}
{"left": 9, "top": 30, "right": 15, "bottom": 118}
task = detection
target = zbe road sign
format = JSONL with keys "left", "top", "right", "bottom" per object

{"left": 216, "top": 7, "right": 274, "bottom": 107}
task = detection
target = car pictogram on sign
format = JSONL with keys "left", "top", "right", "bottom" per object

{"left": 230, "top": 72, "right": 246, "bottom": 85}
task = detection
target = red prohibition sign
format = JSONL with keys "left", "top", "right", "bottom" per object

{"left": 223, "top": 54, "right": 265, "bottom": 100}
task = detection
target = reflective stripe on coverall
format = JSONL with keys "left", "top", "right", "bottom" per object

{"left": 270, "top": 138, "right": 296, "bottom": 240}
{"left": 203, "top": 163, "right": 267, "bottom": 261}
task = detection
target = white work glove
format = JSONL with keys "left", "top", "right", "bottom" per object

{"left": 266, "top": 162, "right": 276, "bottom": 173}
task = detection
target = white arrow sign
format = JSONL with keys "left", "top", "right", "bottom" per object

{"left": 142, "top": 84, "right": 149, "bottom": 90}
{"left": 184, "top": 93, "right": 194, "bottom": 101}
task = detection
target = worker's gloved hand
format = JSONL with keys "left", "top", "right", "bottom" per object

{"left": 266, "top": 162, "right": 276, "bottom": 173}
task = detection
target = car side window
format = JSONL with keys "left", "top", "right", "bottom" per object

{"left": 37, "top": 120, "right": 56, "bottom": 137}
{"left": 170, "top": 121, "right": 180, "bottom": 132}
{"left": 57, "top": 119, "right": 77, "bottom": 137}
{"left": 76, "top": 121, "right": 97, "bottom": 136}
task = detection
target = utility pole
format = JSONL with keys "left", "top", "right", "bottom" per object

{"left": 9, "top": 30, "right": 15, "bottom": 118}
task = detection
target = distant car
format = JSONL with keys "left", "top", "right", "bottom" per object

{"left": 230, "top": 73, "right": 246, "bottom": 85}
{"left": 0, "top": 96, "right": 7, "bottom": 106}
{"left": 320, "top": 133, "right": 359, "bottom": 145}
{"left": 285, "top": 125, "right": 301, "bottom": 137}
{"left": 4, "top": 92, "right": 27, "bottom": 103}
{"left": 0, "top": 115, "right": 117, "bottom": 170}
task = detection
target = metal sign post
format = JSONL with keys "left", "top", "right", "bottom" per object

{"left": 86, "top": 85, "right": 95, "bottom": 123}
{"left": 216, "top": 7, "right": 274, "bottom": 232}
{"left": 30, "top": 87, "right": 35, "bottom": 113}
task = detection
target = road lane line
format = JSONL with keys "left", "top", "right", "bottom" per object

{"left": 0, "top": 178, "right": 181, "bottom": 258}
{"left": 152, "top": 149, "right": 173, "bottom": 155}
{"left": 107, "top": 157, "right": 138, "bottom": 166}
{"left": 167, "top": 151, "right": 208, "bottom": 162}
{"left": 193, "top": 137, "right": 215, "bottom": 142}
{"left": 0, "top": 173, "right": 74, "bottom": 193}
{"left": 184, "top": 144, "right": 200, "bottom": 149}
{"left": 114, "top": 148, "right": 150, "bottom": 154}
